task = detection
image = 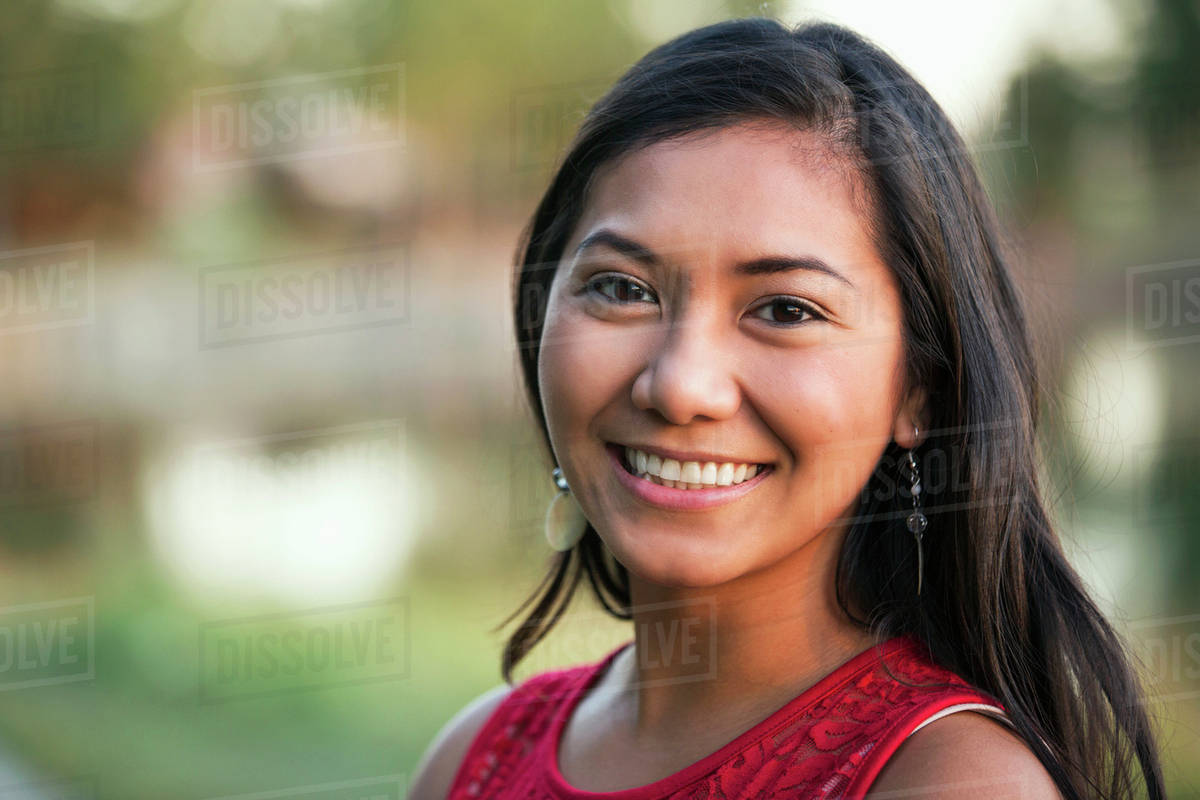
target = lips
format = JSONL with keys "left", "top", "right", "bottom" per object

{"left": 613, "top": 444, "right": 765, "bottom": 488}
{"left": 605, "top": 442, "right": 773, "bottom": 511}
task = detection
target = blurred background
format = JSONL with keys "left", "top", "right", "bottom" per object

{"left": 0, "top": 0, "right": 1196, "bottom": 797}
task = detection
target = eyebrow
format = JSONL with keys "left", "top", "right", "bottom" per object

{"left": 571, "top": 229, "right": 855, "bottom": 288}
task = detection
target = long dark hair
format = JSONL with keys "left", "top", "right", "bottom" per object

{"left": 501, "top": 17, "right": 1163, "bottom": 800}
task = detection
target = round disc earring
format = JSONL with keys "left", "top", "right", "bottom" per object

{"left": 544, "top": 467, "right": 587, "bottom": 551}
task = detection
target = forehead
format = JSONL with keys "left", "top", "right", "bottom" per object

{"left": 567, "top": 122, "right": 878, "bottom": 265}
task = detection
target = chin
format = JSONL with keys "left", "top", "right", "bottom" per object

{"left": 607, "top": 529, "right": 756, "bottom": 589}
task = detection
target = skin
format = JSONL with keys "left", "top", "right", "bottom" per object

{"left": 408, "top": 120, "right": 1060, "bottom": 798}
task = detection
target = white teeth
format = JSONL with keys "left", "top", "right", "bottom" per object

{"left": 621, "top": 446, "right": 764, "bottom": 489}
{"left": 660, "top": 458, "right": 681, "bottom": 481}
{"left": 716, "top": 463, "right": 734, "bottom": 486}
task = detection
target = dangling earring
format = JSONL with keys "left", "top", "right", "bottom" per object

{"left": 544, "top": 467, "right": 587, "bottom": 551}
{"left": 902, "top": 426, "right": 928, "bottom": 596}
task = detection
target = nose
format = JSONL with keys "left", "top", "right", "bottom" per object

{"left": 630, "top": 318, "right": 742, "bottom": 425}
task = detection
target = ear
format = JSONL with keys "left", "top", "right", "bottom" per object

{"left": 892, "top": 384, "right": 928, "bottom": 450}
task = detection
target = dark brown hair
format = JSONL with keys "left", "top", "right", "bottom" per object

{"left": 502, "top": 17, "right": 1163, "bottom": 800}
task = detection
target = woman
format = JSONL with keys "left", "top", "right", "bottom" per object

{"left": 412, "top": 17, "right": 1164, "bottom": 800}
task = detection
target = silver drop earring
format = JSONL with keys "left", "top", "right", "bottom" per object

{"left": 544, "top": 467, "right": 587, "bottom": 551}
{"left": 902, "top": 426, "right": 928, "bottom": 596}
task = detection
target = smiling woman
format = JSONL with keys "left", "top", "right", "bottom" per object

{"left": 409, "top": 16, "right": 1164, "bottom": 800}
{"left": 538, "top": 124, "right": 916, "bottom": 591}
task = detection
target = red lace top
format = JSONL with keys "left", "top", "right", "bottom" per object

{"left": 446, "top": 636, "right": 1008, "bottom": 799}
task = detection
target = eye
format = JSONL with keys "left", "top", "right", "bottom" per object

{"left": 585, "top": 273, "right": 658, "bottom": 305}
{"left": 750, "top": 297, "right": 825, "bottom": 326}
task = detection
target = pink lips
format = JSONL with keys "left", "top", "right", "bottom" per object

{"left": 606, "top": 443, "right": 772, "bottom": 511}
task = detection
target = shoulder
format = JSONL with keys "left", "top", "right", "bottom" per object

{"left": 407, "top": 683, "right": 514, "bottom": 800}
{"left": 867, "top": 711, "right": 1062, "bottom": 799}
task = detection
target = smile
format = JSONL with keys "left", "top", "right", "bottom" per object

{"left": 605, "top": 442, "right": 773, "bottom": 511}
{"left": 618, "top": 445, "right": 765, "bottom": 489}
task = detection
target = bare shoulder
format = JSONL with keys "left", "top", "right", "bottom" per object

{"left": 867, "top": 711, "right": 1063, "bottom": 799}
{"left": 407, "top": 682, "right": 514, "bottom": 800}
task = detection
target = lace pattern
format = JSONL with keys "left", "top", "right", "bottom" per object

{"left": 446, "top": 637, "right": 1004, "bottom": 800}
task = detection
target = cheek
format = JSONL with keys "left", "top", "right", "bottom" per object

{"left": 537, "top": 324, "right": 589, "bottom": 459}
{"left": 758, "top": 336, "right": 906, "bottom": 521}
{"left": 768, "top": 338, "right": 903, "bottom": 440}
{"left": 536, "top": 303, "right": 635, "bottom": 455}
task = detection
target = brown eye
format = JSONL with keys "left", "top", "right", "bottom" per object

{"left": 587, "top": 274, "right": 658, "bottom": 304}
{"left": 751, "top": 297, "right": 824, "bottom": 326}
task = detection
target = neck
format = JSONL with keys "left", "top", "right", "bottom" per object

{"left": 610, "top": 526, "right": 879, "bottom": 739}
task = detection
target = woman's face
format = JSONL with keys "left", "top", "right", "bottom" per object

{"left": 537, "top": 121, "right": 924, "bottom": 588}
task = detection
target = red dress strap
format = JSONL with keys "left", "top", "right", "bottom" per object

{"left": 447, "top": 636, "right": 1007, "bottom": 799}
{"left": 447, "top": 659, "right": 593, "bottom": 797}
